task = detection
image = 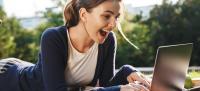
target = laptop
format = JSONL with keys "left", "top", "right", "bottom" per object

{"left": 150, "top": 43, "right": 200, "bottom": 91}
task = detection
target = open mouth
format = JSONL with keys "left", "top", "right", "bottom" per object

{"left": 100, "top": 29, "right": 108, "bottom": 37}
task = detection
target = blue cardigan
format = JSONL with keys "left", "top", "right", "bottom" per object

{"left": 0, "top": 26, "right": 136, "bottom": 91}
{"left": 20, "top": 26, "right": 120, "bottom": 91}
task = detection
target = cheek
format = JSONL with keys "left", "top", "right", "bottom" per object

{"left": 94, "top": 16, "right": 108, "bottom": 26}
{"left": 86, "top": 16, "right": 108, "bottom": 33}
{"left": 88, "top": 21, "right": 103, "bottom": 31}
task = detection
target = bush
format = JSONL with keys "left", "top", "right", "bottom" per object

{"left": 184, "top": 75, "right": 193, "bottom": 89}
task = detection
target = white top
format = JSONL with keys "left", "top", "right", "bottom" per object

{"left": 65, "top": 30, "right": 98, "bottom": 86}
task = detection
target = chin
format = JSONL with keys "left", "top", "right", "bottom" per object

{"left": 99, "top": 41, "right": 105, "bottom": 44}
{"left": 97, "top": 39, "right": 106, "bottom": 44}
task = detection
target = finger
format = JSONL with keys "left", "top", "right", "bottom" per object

{"left": 129, "top": 72, "right": 151, "bottom": 89}
{"left": 141, "top": 74, "right": 151, "bottom": 84}
{"left": 140, "top": 85, "right": 150, "bottom": 91}
{"left": 129, "top": 83, "right": 141, "bottom": 90}
{"left": 137, "top": 84, "right": 150, "bottom": 91}
{"left": 127, "top": 76, "right": 135, "bottom": 83}
{"left": 133, "top": 80, "right": 150, "bottom": 90}
{"left": 129, "top": 83, "right": 149, "bottom": 91}
{"left": 130, "top": 75, "right": 150, "bottom": 88}
{"left": 134, "top": 74, "right": 150, "bottom": 89}
{"left": 141, "top": 79, "right": 151, "bottom": 89}
{"left": 145, "top": 77, "right": 152, "bottom": 84}
{"left": 130, "top": 75, "right": 136, "bottom": 82}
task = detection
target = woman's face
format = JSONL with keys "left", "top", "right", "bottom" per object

{"left": 83, "top": 0, "right": 122, "bottom": 44}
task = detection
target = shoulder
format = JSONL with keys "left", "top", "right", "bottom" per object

{"left": 40, "top": 26, "right": 68, "bottom": 49}
{"left": 41, "top": 26, "right": 66, "bottom": 40}
{"left": 40, "top": 26, "right": 68, "bottom": 55}
{"left": 41, "top": 26, "right": 67, "bottom": 41}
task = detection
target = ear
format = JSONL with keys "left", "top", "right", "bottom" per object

{"left": 79, "top": 8, "right": 88, "bottom": 22}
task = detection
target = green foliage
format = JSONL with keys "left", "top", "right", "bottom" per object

{"left": 34, "top": 7, "right": 63, "bottom": 43}
{"left": 43, "top": 9, "right": 63, "bottom": 27}
{"left": 13, "top": 30, "right": 39, "bottom": 63}
{"left": 184, "top": 75, "right": 193, "bottom": 89}
{"left": 115, "top": 13, "right": 154, "bottom": 68}
{"left": 145, "top": 0, "right": 200, "bottom": 66}
{"left": 0, "top": 1, "right": 64, "bottom": 63}
{"left": 0, "top": 8, "right": 18, "bottom": 58}
{"left": 115, "top": 0, "right": 200, "bottom": 67}
{"left": 1, "top": 0, "right": 200, "bottom": 67}
{"left": 0, "top": 7, "right": 38, "bottom": 63}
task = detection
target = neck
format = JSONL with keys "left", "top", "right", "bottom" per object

{"left": 68, "top": 22, "right": 95, "bottom": 53}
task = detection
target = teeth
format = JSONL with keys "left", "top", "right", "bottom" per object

{"left": 100, "top": 29, "right": 108, "bottom": 36}
{"left": 102, "top": 30, "right": 109, "bottom": 32}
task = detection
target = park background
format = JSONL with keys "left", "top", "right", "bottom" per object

{"left": 0, "top": 0, "right": 200, "bottom": 88}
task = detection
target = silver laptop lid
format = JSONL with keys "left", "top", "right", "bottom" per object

{"left": 151, "top": 43, "right": 193, "bottom": 91}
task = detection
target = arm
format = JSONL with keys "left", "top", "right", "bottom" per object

{"left": 40, "top": 28, "right": 68, "bottom": 91}
{"left": 99, "top": 32, "right": 117, "bottom": 87}
{"left": 94, "top": 32, "right": 120, "bottom": 91}
{"left": 91, "top": 32, "right": 138, "bottom": 91}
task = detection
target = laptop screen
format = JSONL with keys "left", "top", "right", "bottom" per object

{"left": 151, "top": 43, "right": 193, "bottom": 91}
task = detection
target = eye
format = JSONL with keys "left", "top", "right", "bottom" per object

{"left": 104, "top": 15, "right": 111, "bottom": 20}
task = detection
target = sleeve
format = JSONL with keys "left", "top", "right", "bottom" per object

{"left": 91, "top": 65, "right": 137, "bottom": 91}
{"left": 109, "top": 65, "right": 138, "bottom": 86}
{"left": 40, "top": 28, "right": 68, "bottom": 91}
{"left": 90, "top": 32, "right": 121, "bottom": 91}
{"left": 89, "top": 86, "right": 120, "bottom": 91}
{"left": 99, "top": 32, "right": 117, "bottom": 87}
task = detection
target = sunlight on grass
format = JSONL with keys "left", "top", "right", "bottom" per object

{"left": 189, "top": 71, "right": 200, "bottom": 78}
{"left": 185, "top": 71, "right": 200, "bottom": 88}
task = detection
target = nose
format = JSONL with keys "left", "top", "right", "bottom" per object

{"left": 107, "top": 17, "right": 117, "bottom": 30}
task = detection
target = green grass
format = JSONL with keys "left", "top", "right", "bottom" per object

{"left": 184, "top": 71, "right": 200, "bottom": 89}
{"left": 189, "top": 71, "right": 200, "bottom": 78}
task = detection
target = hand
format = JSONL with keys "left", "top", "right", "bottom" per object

{"left": 127, "top": 72, "right": 151, "bottom": 89}
{"left": 120, "top": 83, "right": 149, "bottom": 91}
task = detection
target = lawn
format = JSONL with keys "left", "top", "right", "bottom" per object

{"left": 189, "top": 71, "right": 200, "bottom": 78}
{"left": 185, "top": 71, "right": 200, "bottom": 88}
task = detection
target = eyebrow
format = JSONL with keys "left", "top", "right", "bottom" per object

{"left": 104, "top": 10, "right": 120, "bottom": 17}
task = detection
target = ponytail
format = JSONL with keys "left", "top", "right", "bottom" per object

{"left": 63, "top": 0, "right": 79, "bottom": 28}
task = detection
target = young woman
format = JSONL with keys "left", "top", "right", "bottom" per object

{"left": 0, "top": 0, "right": 150, "bottom": 91}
